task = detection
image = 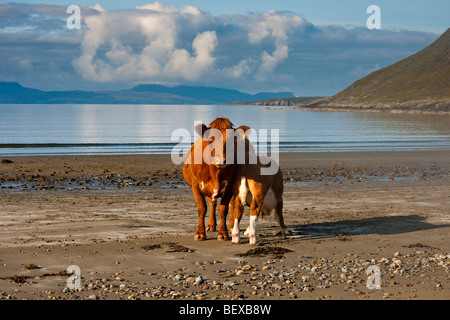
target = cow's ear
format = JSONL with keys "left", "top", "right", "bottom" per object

{"left": 236, "top": 125, "right": 251, "bottom": 140}
{"left": 195, "top": 124, "right": 209, "bottom": 139}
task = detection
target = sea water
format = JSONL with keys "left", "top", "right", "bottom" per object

{"left": 0, "top": 104, "right": 449, "bottom": 156}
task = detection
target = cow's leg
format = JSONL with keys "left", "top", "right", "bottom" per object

{"left": 206, "top": 197, "right": 217, "bottom": 232}
{"left": 248, "top": 193, "right": 264, "bottom": 245}
{"left": 275, "top": 197, "right": 289, "bottom": 235}
{"left": 237, "top": 176, "right": 250, "bottom": 238}
{"left": 229, "top": 196, "right": 236, "bottom": 229}
{"left": 192, "top": 186, "right": 207, "bottom": 241}
{"left": 217, "top": 203, "right": 229, "bottom": 240}
{"left": 248, "top": 215, "right": 259, "bottom": 245}
{"left": 231, "top": 196, "right": 244, "bottom": 244}
{"left": 231, "top": 220, "right": 240, "bottom": 244}
{"left": 217, "top": 190, "right": 232, "bottom": 241}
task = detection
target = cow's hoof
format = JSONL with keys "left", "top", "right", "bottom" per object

{"left": 217, "top": 233, "right": 229, "bottom": 241}
{"left": 206, "top": 225, "right": 216, "bottom": 232}
{"left": 249, "top": 235, "right": 257, "bottom": 245}
{"left": 277, "top": 228, "right": 291, "bottom": 236}
{"left": 194, "top": 233, "right": 206, "bottom": 241}
{"left": 231, "top": 234, "right": 240, "bottom": 244}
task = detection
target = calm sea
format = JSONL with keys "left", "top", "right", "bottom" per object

{"left": 0, "top": 104, "right": 449, "bottom": 156}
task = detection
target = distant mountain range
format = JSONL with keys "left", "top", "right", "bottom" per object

{"left": 304, "top": 28, "right": 450, "bottom": 113}
{"left": 0, "top": 82, "right": 294, "bottom": 105}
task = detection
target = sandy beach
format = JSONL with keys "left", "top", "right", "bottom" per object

{"left": 0, "top": 150, "right": 449, "bottom": 300}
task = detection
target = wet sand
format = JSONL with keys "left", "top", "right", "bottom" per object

{"left": 0, "top": 150, "right": 449, "bottom": 300}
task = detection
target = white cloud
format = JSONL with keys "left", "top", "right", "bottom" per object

{"left": 72, "top": 4, "right": 310, "bottom": 84}
{"left": 246, "top": 11, "right": 306, "bottom": 76}
{"left": 259, "top": 44, "right": 288, "bottom": 75}
{"left": 136, "top": 2, "right": 178, "bottom": 13}
{"left": 223, "top": 60, "right": 252, "bottom": 79}
{"left": 73, "top": 4, "right": 221, "bottom": 82}
{"left": 165, "top": 31, "right": 218, "bottom": 81}
{"left": 247, "top": 10, "right": 305, "bottom": 43}
{"left": 90, "top": 4, "right": 106, "bottom": 13}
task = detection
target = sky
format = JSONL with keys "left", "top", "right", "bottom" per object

{"left": 0, "top": 1, "right": 448, "bottom": 96}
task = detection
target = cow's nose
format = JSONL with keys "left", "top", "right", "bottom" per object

{"left": 213, "top": 156, "right": 227, "bottom": 168}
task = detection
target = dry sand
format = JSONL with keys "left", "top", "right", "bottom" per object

{"left": 0, "top": 150, "right": 449, "bottom": 300}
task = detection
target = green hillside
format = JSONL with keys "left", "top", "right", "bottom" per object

{"left": 306, "top": 28, "right": 450, "bottom": 113}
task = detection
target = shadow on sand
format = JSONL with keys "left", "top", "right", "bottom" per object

{"left": 285, "top": 214, "right": 449, "bottom": 240}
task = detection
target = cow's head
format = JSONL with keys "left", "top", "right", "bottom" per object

{"left": 195, "top": 117, "right": 250, "bottom": 168}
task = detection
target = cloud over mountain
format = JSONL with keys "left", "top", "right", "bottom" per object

{"left": 0, "top": 2, "right": 440, "bottom": 95}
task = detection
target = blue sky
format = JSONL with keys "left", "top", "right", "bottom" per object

{"left": 0, "top": 1, "right": 448, "bottom": 95}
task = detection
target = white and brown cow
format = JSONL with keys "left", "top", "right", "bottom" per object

{"left": 229, "top": 128, "right": 288, "bottom": 244}
{"left": 183, "top": 117, "right": 250, "bottom": 241}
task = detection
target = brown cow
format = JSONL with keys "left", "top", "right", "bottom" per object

{"left": 229, "top": 128, "right": 288, "bottom": 244}
{"left": 183, "top": 117, "right": 249, "bottom": 241}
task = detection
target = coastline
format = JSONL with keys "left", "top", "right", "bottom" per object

{"left": 253, "top": 104, "right": 450, "bottom": 114}
{"left": 224, "top": 98, "right": 450, "bottom": 114}
{"left": 0, "top": 150, "right": 449, "bottom": 300}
